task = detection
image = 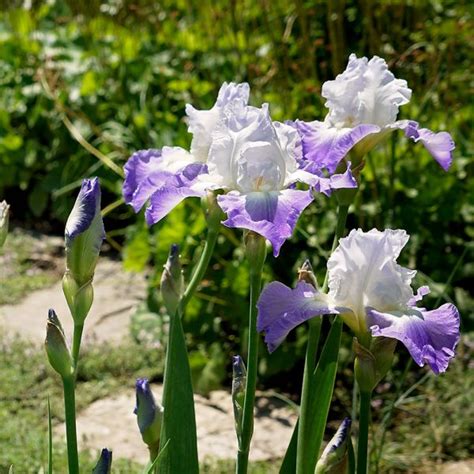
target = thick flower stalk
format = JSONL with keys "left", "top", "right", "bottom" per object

{"left": 123, "top": 82, "right": 356, "bottom": 256}
{"left": 297, "top": 54, "right": 455, "bottom": 175}
{"left": 257, "top": 228, "right": 460, "bottom": 375}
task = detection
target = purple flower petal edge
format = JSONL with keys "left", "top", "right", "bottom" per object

{"left": 217, "top": 188, "right": 313, "bottom": 257}
{"left": 257, "top": 281, "right": 337, "bottom": 352}
{"left": 367, "top": 303, "right": 460, "bottom": 374}
{"left": 395, "top": 121, "right": 455, "bottom": 171}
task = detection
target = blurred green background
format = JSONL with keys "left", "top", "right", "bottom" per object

{"left": 0, "top": 0, "right": 472, "bottom": 471}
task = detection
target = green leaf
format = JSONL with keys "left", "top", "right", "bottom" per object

{"left": 158, "top": 310, "right": 199, "bottom": 473}
{"left": 280, "top": 318, "right": 343, "bottom": 474}
{"left": 123, "top": 226, "right": 151, "bottom": 272}
{"left": 143, "top": 439, "right": 170, "bottom": 474}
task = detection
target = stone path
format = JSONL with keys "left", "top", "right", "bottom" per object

{"left": 58, "top": 385, "right": 297, "bottom": 463}
{"left": 0, "top": 258, "right": 147, "bottom": 345}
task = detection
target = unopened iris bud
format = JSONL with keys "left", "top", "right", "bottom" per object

{"left": 354, "top": 337, "right": 397, "bottom": 393}
{"left": 160, "top": 244, "right": 184, "bottom": 315}
{"left": 0, "top": 201, "right": 9, "bottom": 248}
{"left": 45, "top": 309, "right": 73, "bottom": 379}
{"left": 315, "top": 418, "right": 352, "bottom": 474}
{"left": 63, "top": 178, "right": 104, "bottom": 323}
{"left": 232, "top": 355, "right": 247, "bottom": 444}
{"left": 298, "top": 259, "right": 318, "bottom": 288}
{"left": 134, "top": 378, "right": 163, "bottom": 453}
{"left": 64, "top": 177, "right": 104, "bottom": 285}
{"left": 92, "top": 448, "right": 112, "bottom": 474}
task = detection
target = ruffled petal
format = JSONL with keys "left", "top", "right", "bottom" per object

{"left": 391, "top": 120, "right": 455, "bottom": 171}
{"left": 292, "top": 162, "right": 357, "bottom": 196}
{"left": 327, "top": 229, "right": 415, "bottom": 318}
{"left": 297, "top": 120, "right": 380, "bottom": 174}
{"left": 144, "top": 163, "right": 207, "bottom": 225}
{"left": 367, "top": 303, "right": 460, "bottom": 374}
{"left": 257, "top": 281, "right": 341, "bottom": 352}
{"left": 123, "top": 147, "right": 200, "bottom": 213}
{"left": 217, "top": 188, "right": 313, "bottom": 257}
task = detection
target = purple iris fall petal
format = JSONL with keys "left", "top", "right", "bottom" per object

{"left": 367, "top": 303, "right": 460, "bottom": 374}
{"left": 297, "top": 121, "right": 380, "bottom": 174}
{"left": 123, "top": 149, "right": 163, "bottom": 211}
{"left": 393, "top": 121, "right": 455, "bottom": 171}
{"left": 145, "top": 167, "right": 207, "bottom": 225}
{"left": 257, "top": 281, "right": 342, "bottom": 352}
{"left": 217, "top": 188, "right": 313, "bottom": 257}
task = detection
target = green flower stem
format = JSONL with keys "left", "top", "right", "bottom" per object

{"left": 236, "top": 233, "right": 266, "bottom": 474}
{"left": 62, "top": 375, "right": 79, "bottom": 474}
{"left": 71, "top": 323, "right": 84, "bottom": 370}
{"left": 181, "top": 228, "right": 219, "bottom": 310}
{"left": 296, "top": 204, "right": 349, "bottom": 474}
{"left": 357, "top": 390, "right": 372, "bottom": 474}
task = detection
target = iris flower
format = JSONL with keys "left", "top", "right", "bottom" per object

{"left": 297, "top": 54, "right": 455, "bottom": 175}
{"left": 123, "top": 83, "right": 356, "bottom": 256}
{"left": 257, "top": 228, "right": 460, "bottom": 374}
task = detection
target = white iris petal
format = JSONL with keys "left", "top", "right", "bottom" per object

{"left": 322, "top": 54, "right": 412, "bottom": 129}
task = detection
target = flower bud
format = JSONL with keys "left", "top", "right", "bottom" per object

{"left": 315, "top": 418, "right": 352, "bottom": 474}
{"left": 0, "top": 201, "right": 9, "bottom": 248}
{"left": 134, "top": 378, "right": 163, "bottom": 451}
{"left": 160, "top": 244, "right": 184, "bottom": 315}
{"left": 45, "top": 309, "right": 73, "bottom": 379}
{"left": 354, "top": 336, "right": 397, "bottom": 392}
{"left": 231, "top": 355, "right": 247, "bottom": 444}
{"left": 92, "top": 448, "right": 112, "bottom": 474}
{"left": 298, "top": 259, "right": 318, "bottom": 288}
{"left": 62, "top": 273, "right": 94, "bottom": 325}
{"left": 64, "top": 178, "right": 104, "bottom": 287}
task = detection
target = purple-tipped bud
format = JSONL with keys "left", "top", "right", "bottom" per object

{"left": 315, "top": 418, "right": 352, "bottom": 474}
{"left": 63, "top": 178, "right": 104, "bottom": 323}
{"left": 298, "top": 259, "right": 318, "bottom": 288}
{"left": 64, "top": 178, "right": 105, "bottom": 284}
{"left": 45, "top": 309, "right": 73, "bottom": 379}
{"left": 160, "top": 244, "right": 184, "bottom": 315}
{"left": 134, "top": 378, "right": 163, "bottom": 450}
{"left": 0, "top": 200, "right": 9, "bottom": 248}
{"left": 92, "top": 448, "right": 112, "bottom": 474}
{"left": 231, "top": 355, "right": 247, "bottom": 444}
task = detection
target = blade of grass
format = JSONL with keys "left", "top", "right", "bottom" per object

{"left": 47, "top": 398, "right": 53, "bottom": 474}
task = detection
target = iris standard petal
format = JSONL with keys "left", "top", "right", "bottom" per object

{"left": 367, "top": 303, "right": 460, "bottom": 374}
{"left": 217, "top": 188, "right": 313, "bottom": 257}
{"left": 257, "top": 281, "right": 340, "bottom": 352}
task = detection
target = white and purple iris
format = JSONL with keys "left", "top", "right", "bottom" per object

{"left": 123, "top": 82, "right": 356, "bottom": 256}
{"left": 297, "top": 54, "right": 455, "bottom": 175}
{"left": 257, "top": 228, "right": 460, "bottom": 374}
